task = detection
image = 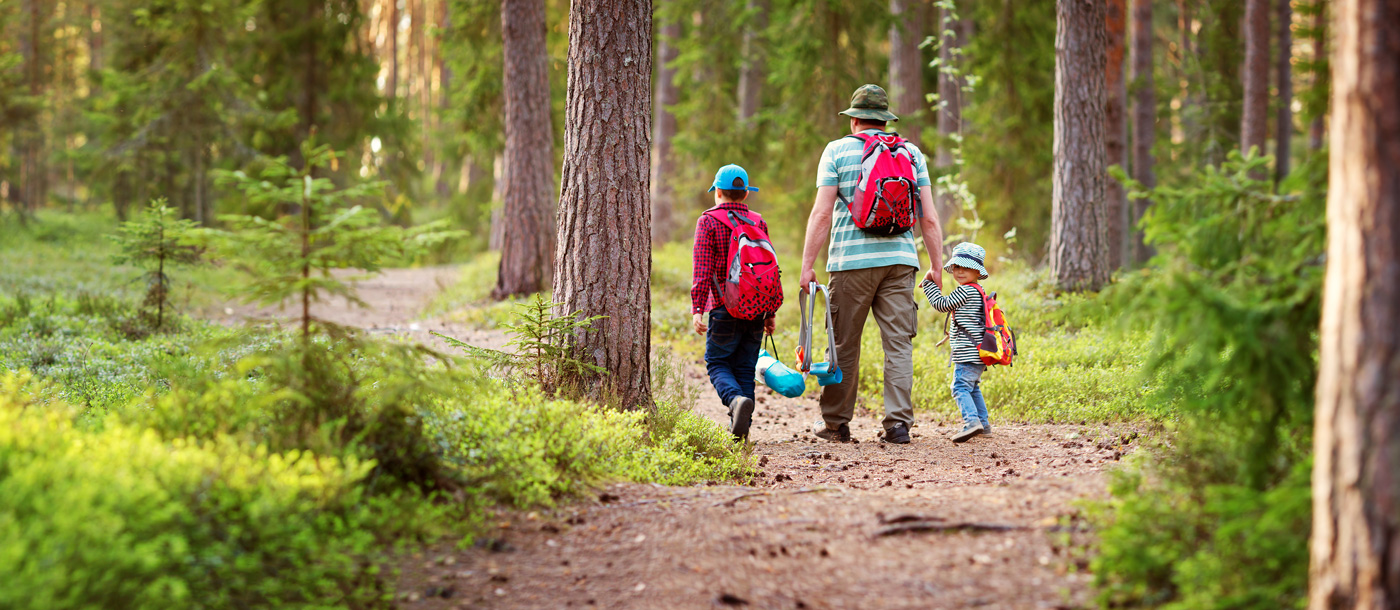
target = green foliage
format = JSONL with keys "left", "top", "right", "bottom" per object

{"left": 436, "top": 293, "right": 606, "bottom": 392}
{"left": 1089, "top": 152, "right": 1326, "bottom": 608}
{"left": 0, "top": 372, "right": 393, "bottom": 609}
{"left": 214, "top": 142, "right": 459, "bottom": 340}
{"left": 110, "top": 199, "right": 204, "bottom": 329}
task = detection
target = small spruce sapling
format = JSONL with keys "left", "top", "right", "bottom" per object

{"left": 110, "top": 199, "right": 203, "bottom": 330}
{"left": 433, "top": 293, "right": 605, "bottom": 394}
{"left": 214, "top": 141, "right": 459, "bottom": 342}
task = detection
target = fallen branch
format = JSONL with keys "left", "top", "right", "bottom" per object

{"left": 712, "top": 487, "right": 837, "bottom": 508}
{"left": 874, "top": 521, "right": 1027, "bottom": 537}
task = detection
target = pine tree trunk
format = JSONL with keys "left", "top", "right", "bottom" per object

{"left": 18, "top": 0, "right": 46, "bottom": 217}
{"left": 1241, "top": 0, "right": 1269, "bottom": 158}
{"left": 1309, "top": 0, "right": 1327, "bottom": 151}
{"left": 494, "top": 0, "right": 556, "bottom": 298}
{"left": 554, "top": 0, "right": 653, "bottom": 409}
{"left": 435, "top": 0, "right": 452, "bottom": 199}
{"left": 889, "top": 0, "right": 927, "bottom": 149}
{"left": 737, "top": 0, "right": 768, "bottom": 125}
{"left": 650, "top": 13, "right": 680, "bottom": 243}
{"left": 1274, "top": 0, "right": 1293, "bottom": 182}
{"left": 1051, "top": 0, "right": 1109, "bottom": 292}
{"left": 1309, "top": 0, "right": 1400, "bottom": 604}
{"left": 935, "top": 6, "right": 968, "bottom": 226}
{"left": 389, "top": 0, "right": 399, "bottom": 98}
{"left": 1130, "top": 0, "right": 1157, "bottom": 265}
{"left": 1105, "top": 0, "right": 1128, "bottom": 270}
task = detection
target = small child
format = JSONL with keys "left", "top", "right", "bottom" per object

{"left": 922, "top": 242, "right": 993, "bottom": 443}
{"left": 691, "top": 164, "right": 776, "bottom": 439}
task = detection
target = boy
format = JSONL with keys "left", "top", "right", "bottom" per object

{"left": 922, "top": 242, "right": 992, "bottom": 443}
{"left": 691, "top": 164, "right": 777, "bottom": 439}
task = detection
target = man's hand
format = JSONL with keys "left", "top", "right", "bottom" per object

{"left": 799, "top": 267, "right": 817, "bottom": 292}
{"left": 692, "top": 313, "right": 707, "bottom": 335}
{"left": 764, "top": 316, "right": 776, "bottom": 335}
{"left": 924, "top": 266, "right": 942, "bottom": 292}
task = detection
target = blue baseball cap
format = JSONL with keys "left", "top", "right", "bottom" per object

{"left": 708, "top": 164, "right": 759, "bottom": 192}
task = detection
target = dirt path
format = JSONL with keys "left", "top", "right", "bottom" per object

{"left": 231, "top": 267, "right": 1133, "bottom": 609}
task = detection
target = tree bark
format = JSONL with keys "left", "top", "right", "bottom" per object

{"left": 737, "top": 0, "right": 768, "bottom": 125}
{"left": 650, "top": 13, "right": 679, "bottom": 243}
{"left": 1308, "top": 0, "right": 1327, "bottom": 151}
{"left": 389, "top": 0, "right": 399, "bottom": 98}
{"left": 1274, "top": 0, "right": 1293, "bottom": 182}
{"left": 934, "top": 5, "right": 968, "bottom": 226}
{"left": 1051, "top": 0, "right": 1109, "bottom": 292}
{"left": 1105, "top": 0, "right": 1128, "bottom": 270}
{"left": 1309, "top": 0, "right": 1400, "bottom": 604}
{"left": 1241, "top": 0, "right": 1270, "bottom": 158}
{"left": 889, "top": 0, "right": 927, "bottom": 150}
{"left": 494, "top": 0, "right": 556, "bottom": 298}
{"left": 554, "top": 0, "right": 653, "bottom": 409}
{"left": 1130, "top": 0, "right": 1157, "bottom": 265}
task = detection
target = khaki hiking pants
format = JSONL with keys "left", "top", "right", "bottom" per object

{"left": 818, "top": 264, "right": 918, "bottom": 431}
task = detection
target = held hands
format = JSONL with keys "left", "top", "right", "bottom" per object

{"left": 924, "top": 266, "right": 943, "bottom": 292}
{"left": 692, "top": 313, "right": 707, "bottom": 335}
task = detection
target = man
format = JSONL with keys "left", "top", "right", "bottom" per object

{"left": 799, "top": 84, "right": 944, "bottom": 444}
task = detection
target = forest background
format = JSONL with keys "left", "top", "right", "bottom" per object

{"left": 0, "top": 0, "right": 1344, "bottom": 607}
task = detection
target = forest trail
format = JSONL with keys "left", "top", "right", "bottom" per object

{"left": 233, "top": 267, "right": 1135, "bottom": 610}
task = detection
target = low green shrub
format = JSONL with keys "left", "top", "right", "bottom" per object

{"left": 1088, "top": 151, "right": 1324, "bottom": 608}
{"left": 0, "top": 373, "right": 393, "bottom": 609}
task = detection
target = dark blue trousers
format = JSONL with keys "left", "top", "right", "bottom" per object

{"left": 704, "top": 307, "right": 764, "bottom": 406}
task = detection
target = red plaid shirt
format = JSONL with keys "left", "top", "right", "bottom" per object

{"left": 691, "top": 203, "right": 771, "bottom": 315}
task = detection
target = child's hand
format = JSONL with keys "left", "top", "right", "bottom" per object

{"left": 693, "top": 313, "right": 707, "bottom": 335}
{"left": 763, "top": 317, "right": 776, "bottom": 335}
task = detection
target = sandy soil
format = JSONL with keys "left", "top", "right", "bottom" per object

{"left": 223, "top": 267, "right": 1135, "bottom": 609}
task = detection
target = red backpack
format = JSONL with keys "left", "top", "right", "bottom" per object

{"left": 839, "top": 132, "right": 922, "bottom": 236}
{"left": 706, "top": 208, "right": 783, "bottom": 320}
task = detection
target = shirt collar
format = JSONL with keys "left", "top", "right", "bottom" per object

{"left": 714, "top": 202, "right": 751, "bottom": 213}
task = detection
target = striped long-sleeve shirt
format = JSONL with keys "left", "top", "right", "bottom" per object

{"left": 922, "top": 281, "right": 985, "bottom": 364}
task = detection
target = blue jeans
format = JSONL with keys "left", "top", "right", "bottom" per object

{"left": 951, "top": 362, "right": 989, "bottom": 428}
{"left": 705, "top": 307, "right": 764, "bottom": 406}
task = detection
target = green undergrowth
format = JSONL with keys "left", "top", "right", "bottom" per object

{"left": 1, "top": 211, "right": 753, "bottom": 607}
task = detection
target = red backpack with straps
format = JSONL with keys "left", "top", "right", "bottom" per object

{"left": 839, "top": 132, "right": 922, "bottom": 236}
{"left": 706, "top": 208, "right": 783, "bottom": 320}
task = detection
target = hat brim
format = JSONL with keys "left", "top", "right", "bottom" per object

{"left": 708, "top": 185, "right": 760, "bottom": 192}
{"left": 839, "top": 107, "right": 899, "bottom": 122}
{"left": 944, "top": 256, "right": 990, "bottom": 280}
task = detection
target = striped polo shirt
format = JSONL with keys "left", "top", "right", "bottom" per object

{"left": 816, "top": 130, "right": 932, "bottom": 272}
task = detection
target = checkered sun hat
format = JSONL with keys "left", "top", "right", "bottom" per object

{"left": 944, "top": 242, "right": 989, "bottom": 279}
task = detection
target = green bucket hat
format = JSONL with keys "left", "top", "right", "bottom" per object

{"left": 838, "top": 84, "right": 899, "bottom": 122}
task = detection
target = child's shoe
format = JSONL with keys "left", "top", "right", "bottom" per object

{"left": 883, "top": 422, "right": 911, "bottom": 444}
{"left": 728, "top": 396, "right": 754, "bottom": 439}
{"left": 952, "top": 422, "right": 984, "bottom": 443}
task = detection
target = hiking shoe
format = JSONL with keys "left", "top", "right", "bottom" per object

{"left": 813, "top": 421, "right": 852, "bottom": 443}
{"left": 728, "top": 396, "right": 755, "bottom": 439}
{"left": 952, "top": 423, "right": 984, "bottom": 443}
{"left": 981, "top": 422, "right": 992, "bottom": 436}
{"left": 883, "top": 422, "right": 911, "bottom": 444}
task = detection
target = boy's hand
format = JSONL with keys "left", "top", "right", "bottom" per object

{"left": 764, "top": 317, "right": 776, "bottom": 335}
{"left": 693, "top": 313, "right": 707, "bottom": 335}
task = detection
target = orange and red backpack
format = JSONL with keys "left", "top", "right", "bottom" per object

{"left": 966, "top": 283, "right": 1017, "bottom": 366}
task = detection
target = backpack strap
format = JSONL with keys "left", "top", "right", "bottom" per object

{"left": 950, "top": 283, "right": 989, "bottom": 343}
{"left": 704, "top": 207, "right": 759, "bottom": 229}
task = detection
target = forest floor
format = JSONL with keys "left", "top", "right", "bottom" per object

{"left": 230, "top": 267, "right": 1138, "bottom": 610}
